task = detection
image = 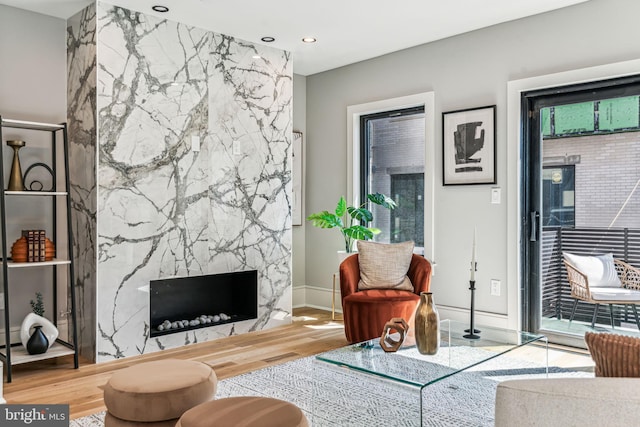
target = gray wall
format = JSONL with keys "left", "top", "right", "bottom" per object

{"left": 0, "top": 6, "right": 66, "bottom": 123}
{"left": 293, "top": 74, "right": 306, "bottom": 296}
{"left": 0, "top": 6, "right": 67, "bottom": 330}
{"left": 304, "top": 0, "right": 640, "bottom": 317}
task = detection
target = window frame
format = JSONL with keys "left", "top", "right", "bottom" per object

{"left": 346, "top": 92, "right": 435, "bottom": 261}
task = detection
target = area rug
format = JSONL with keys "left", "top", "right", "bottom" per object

{"left": 70, "top": 350, "right": 592, "bottom": 427}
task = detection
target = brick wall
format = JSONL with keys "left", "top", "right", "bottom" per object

{"left": 543, "top": 131, "right": 640, "bottom": 228}
{"left": 368, "top": 115, "right": 424, "bottom": 242}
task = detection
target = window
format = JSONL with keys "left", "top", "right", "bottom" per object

{"left": 360, "top": 107, "right": 425, "bottom": 248}
{"left": 542, "top": 165, "right": 575, "bottom": 227}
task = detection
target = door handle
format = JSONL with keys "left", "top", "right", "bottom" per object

{"left": 530, "top": 211, "right": 540, "bottom": 242}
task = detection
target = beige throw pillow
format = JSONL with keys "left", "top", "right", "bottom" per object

{"left": 357, "top": 240, "right": 414, "bottom": 291}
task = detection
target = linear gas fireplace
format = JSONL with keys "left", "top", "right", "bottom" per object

{"left": 149, "top": 270, "right": 258, "bottom": 337}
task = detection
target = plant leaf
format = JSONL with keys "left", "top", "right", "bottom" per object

{"left": 368, "top": 227, "right": 382, "bottom": 235}
{"left": 306, "top": 211, "right": 342, "bottom": 229}
{"left": 368, "top": 193, "right": 397, "bottom": 210}
{"left": 335, "top": 196, "right": 347, "bottom": 217}
{"left": 347, "top": 206, "right": 373, "bottom": 222}
{"left": 343, "top": 225, "right": 374, "bottom": 241}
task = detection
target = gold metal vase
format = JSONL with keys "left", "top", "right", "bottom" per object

{"left": 7, "top": 140, "right": 25, "bottom": 191}
{"left": 414, "top": 291, "right": 440, "bottom": 355}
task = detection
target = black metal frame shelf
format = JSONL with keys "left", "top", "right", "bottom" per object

{"left": 0, "top": 115, "right": 78, "bottom": 382}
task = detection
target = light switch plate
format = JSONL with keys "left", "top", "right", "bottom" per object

{"left": 191, "top": 135, "right": 200, "bottom": 152}
{"left": 491, "top": 187, "right": 501, "bottom": 204}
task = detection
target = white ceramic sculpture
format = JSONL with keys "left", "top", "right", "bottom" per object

{"left": 20, "top": 312, "right": 58, "bottom": 350}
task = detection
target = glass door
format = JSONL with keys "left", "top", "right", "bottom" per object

{"left": 522, "top": 76, "right": 640, "bottom": 346}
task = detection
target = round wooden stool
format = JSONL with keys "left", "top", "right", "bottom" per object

{"left": 104, "top": 359, "right": 217, "bottom": 426}
{"left": 176, "top": 396, "right": 308, "bottom": 427}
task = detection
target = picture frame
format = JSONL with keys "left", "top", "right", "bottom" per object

{"left": 292, "top": 131, "right": 303, "bottom": 226}
{"left": 442, "top": 105, "right": 496, "bottom": 185}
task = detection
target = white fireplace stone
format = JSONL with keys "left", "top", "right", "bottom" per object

{"left": 68, "top": 2, "right": 292, "bottom": 362}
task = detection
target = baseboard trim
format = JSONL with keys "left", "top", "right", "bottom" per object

{"left": 293, "top": 286, "right": 508, "bottom": 328}
{"left": 436, "top": 305, "right": 509, "bottom": 329}
{"left": 293, "top": 286, "right": 306, "bottom": 308}
{"left": 293, "top": 285, "right": 342, "bottom": 313}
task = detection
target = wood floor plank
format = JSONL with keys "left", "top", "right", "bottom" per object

{"left": 3, "top": 308, "right": 348, "bottom": 419}
{"left": 2, "top": 308, "right": 594, "bottom": 421}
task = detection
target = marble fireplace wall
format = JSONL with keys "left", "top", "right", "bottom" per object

{"left": 94, "top": 4, "right": 292, "bottom": 361}
{"left": 67, "top": 4, "right": 97, "bottom": 362}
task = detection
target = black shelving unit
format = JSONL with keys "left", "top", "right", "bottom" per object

{"left": 0, "top": 116, "right": 79, "bottom": 382}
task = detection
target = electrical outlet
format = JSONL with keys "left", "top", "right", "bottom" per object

{"left": 490, "top": 279, "right": 501, "bottom": 296}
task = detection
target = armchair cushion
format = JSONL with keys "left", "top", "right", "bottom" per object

{"left": 356, "top": 240, "right": 414, "bottom": 291}
{"left": 563, "top": 252, "right": 622, "bottom": 288}
{"left": 589, "top": 287, "right": 640, "bottom": 301}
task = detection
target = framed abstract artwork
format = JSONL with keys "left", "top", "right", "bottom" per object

{"left": 442, "top": 105, "right": 496, "bottom": 185}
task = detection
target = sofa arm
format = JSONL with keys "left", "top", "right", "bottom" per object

{"left": 339, "top": 254, "right": 360, "bottom": 300}
{"left": 495, "top": 378, "right": 640, "bottom": 427}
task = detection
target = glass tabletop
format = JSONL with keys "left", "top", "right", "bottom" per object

{"left": 315, "top": 319, "right": 546, "bottom": 389}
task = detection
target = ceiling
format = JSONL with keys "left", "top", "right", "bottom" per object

{"left": 1, "top": 0, "right": 591, "bottom": 76}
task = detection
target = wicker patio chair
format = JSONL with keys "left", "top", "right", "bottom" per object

{"left": 564, "top": 258, "right": 640, "bottom": 330}
{"left": 585, "top": 332, "right": 640, "bottom": 377}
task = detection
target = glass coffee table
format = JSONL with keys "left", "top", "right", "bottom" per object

{"left": 312, "top": 320, "right": 547, "bottom": 426}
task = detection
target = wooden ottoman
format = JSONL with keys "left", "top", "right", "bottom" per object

{"left": 176, "top": 396, "right": 308, "bottom": 427}
{"left": 104, "top": 359, "right": 217, "bottom": 426}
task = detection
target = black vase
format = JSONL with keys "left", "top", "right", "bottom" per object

{"left": 26, "top": 325, "right": 49, "bottom": 355}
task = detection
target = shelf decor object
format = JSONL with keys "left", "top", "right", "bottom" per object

{"left": 6, "top": 140, "right": 25, "bottom": 191}
{"left": 20, "top": 312, "right": 58, "bottom": 352}
{"left": 23, "top": 162, "right": 55, "bottom": 192}
{"left": 26, "top": 326, "right": 49, "bottom": 355}
{"left": 10, "top": 235, "right": 55, "bottom": 262}
{"left": 442, "top": 105, "right": 496, "bottom": 185}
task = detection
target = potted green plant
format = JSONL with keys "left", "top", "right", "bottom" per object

{"left": 30, "top": 291, "right": 45, "bottom": 317}
{"left": 307, "top": 193, "right": 397, "bottom": 253}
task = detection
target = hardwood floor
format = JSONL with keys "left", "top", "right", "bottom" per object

{"left": 2, "top": 308, "right": 595, "bottom": 421}
{"left": 3, "top": 308, "right": 348, "bottom": 419}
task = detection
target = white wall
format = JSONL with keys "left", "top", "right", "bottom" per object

{"left": 303, "top": 0, "right": 640, "bottom": 325}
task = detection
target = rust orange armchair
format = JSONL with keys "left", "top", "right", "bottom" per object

{"left": 339, "top": 253, "right": 432, "bottom": 343}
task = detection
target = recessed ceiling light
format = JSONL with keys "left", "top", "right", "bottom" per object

{"left": 261, "top": 36, "right": 275, "bottom": 43}
{"left": 152, "top": 5, "right": 169, "bottom": 13}
{"left": 302, "top": 37, "right": 317, "bottom": 43}
{"left": 252, "top": 55, "right": 262, "bottom": 59}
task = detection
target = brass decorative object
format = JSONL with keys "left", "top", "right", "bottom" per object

{"left": 379, "top": 317, "right": 409, "bottom": 352}
{"left": 6, "top": 140, "right": 25, "bottom": 191}
{"left": 414, "top": 292, "right": 440, "bottom": 355}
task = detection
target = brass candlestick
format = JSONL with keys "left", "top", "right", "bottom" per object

{"left": 7, "top": 140, "right": 25, "bottom": 191}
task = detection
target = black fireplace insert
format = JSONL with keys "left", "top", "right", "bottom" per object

{"left": 149, "top": 270, "right": 258, "bottom": 337}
